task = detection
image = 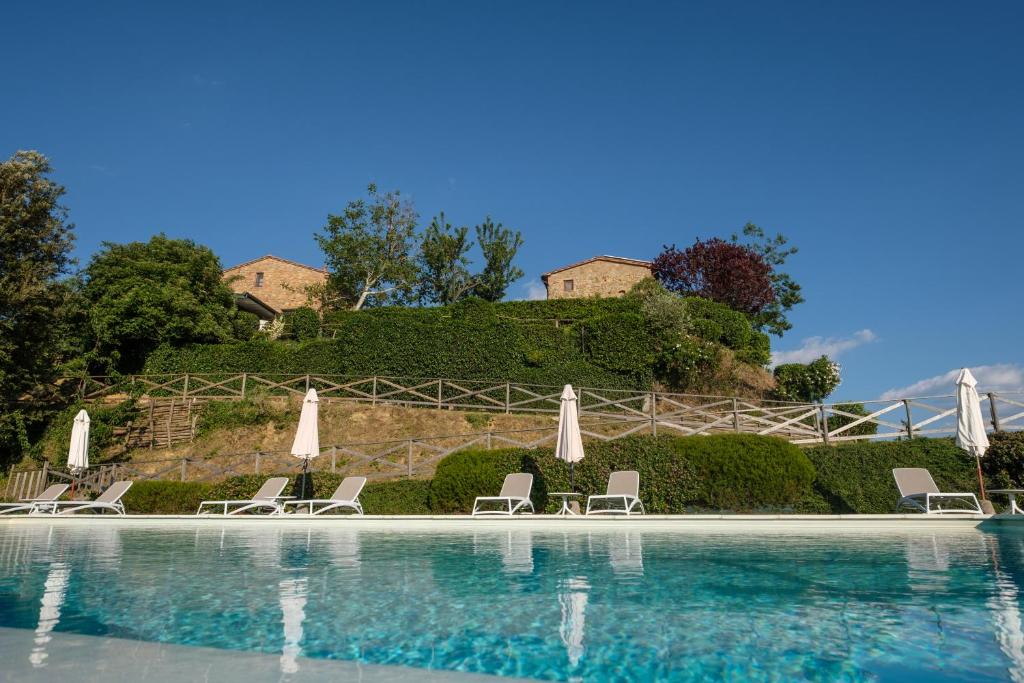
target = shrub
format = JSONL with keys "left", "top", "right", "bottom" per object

{"left": 982, "top": 431, "right": 1024, "bottom": 489}
{"left": 582, "top": 313, "right": 654, "bottom": 379}
{"left": 429, "top": 434, "right": 814, "bottom": 514}
{"left": 31, "top": 400, "right": 139, "bottom": 465}
{"left": 283, "top": 307, "right": 320, "bottom": 341}
{"left": 772, "top": 356, "right": 840, "bottom": 402}
{"left": 122, "top": 480, "right": 215, "bottom": 514}
{"left": 803, "top": 438, "right": 982, "bottom": 513}
{"left": 231, "top": 311, "right": 261, "bottom": 342}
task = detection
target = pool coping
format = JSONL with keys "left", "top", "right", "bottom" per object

{"left": 2, "top": 512, "right": 1012, "bottom": 531}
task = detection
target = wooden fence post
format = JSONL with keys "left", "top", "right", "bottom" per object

{"left": 990, "top": 393, "right": 1002, "bottom": 432}
{"left": 183, "top": 373, "right": 190, "bottom": 398}
{"left": 180, "top": 459, "right": 188, "bottom": 481}
{"left": 820, "top": 405, "right": 830, "bottom": 445}
{"left": 732, "top": 398, "right": 740, "bottom": 433}
{"left": 41, "top": 462, "right": 49, "bottom": 496}
{"left": 903, "top": 399, "right": 914, "bottom": 439}
{"left": 407, "top": 440, "right": 414, "bottom": 477}
{"left": 650, "top": 392, "right": 658, "bottom": 436}
{"left": 505, "top": 383, "right": 511, "bottom": 414}
{"left": 331, "top": 446, "right": 337, "bottom": 473}
{"left": 254, "top": 452, "right": 261, "bottom": 475}
{"left": 305, "top": 375, "right": 311, "bottom": 392}
{"left": 372, "top": 376, "right": 378, "bottom": 407}
{"left": 486, "top": 432, "right": 493, "bottom": 450}
{"left": 437, "top": 379, "right": 443, "bottom": 410}
{"left": 241, "top": 372, "right": 248, "bottom": 399}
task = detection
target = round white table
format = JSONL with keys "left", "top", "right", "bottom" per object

{"left": 988, "top": 489, "right": 1024, "bottom": 515}
{"left": 549, "top": 492, "right": 582, "bottom": 516}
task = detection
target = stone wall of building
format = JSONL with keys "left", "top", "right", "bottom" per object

{"left": 545, "top": 261, "right": 652, "bottom": 299}
{"left": 223, "top": 256, "right": 327, "bottom": 312}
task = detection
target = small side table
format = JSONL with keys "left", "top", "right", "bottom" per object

{"left": 549, "top": 492, "right": 582, "bottom": 516}
{"left": 988, "top": 489, "right": 1024, "bottom": 515}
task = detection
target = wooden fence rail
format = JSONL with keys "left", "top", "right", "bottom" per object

{"left": 6, "top": 388, "right": 1024, "bottom": 497}
{"left": 67, "top": 373, "right": 1023, "bottom": 445}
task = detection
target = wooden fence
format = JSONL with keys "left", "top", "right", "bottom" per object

{"left": 69, "top": 373, "right": 1023, "bottom": 444}
{"left": 6, "top": 388, "right": 1023, "bottom": 497}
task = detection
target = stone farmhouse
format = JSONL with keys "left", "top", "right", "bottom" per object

{"left": 222, "top": 255, "right": 327, "bottom": 321}
{"left": 541, "top": 255, "right": 652, "bottom": 299}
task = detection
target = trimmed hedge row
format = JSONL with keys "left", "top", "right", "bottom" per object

{"left": 114, "top": 436, "right": 996, "bottom": 515}
{"left": 120, "top": 474, "right": 431, "bottom": 515}
{"left": 144, "top": 297, "right": 771, "bottom": 391}
{"left": 430, "top": 434, "right": 814, "bottom": 514}
{"left": 800, "top": 438, "right": 983, "bottom": 513}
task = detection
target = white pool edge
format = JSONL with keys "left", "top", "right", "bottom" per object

{"left": 3, "top": 512, "right": 1012, "bottom": 531}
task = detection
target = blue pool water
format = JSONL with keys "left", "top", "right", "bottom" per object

{"left": 2, "top": 522, "right": 1024, "bottom": 681}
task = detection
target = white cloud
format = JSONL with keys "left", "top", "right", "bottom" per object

{"left": 521, "top": 280, "right": 547, "bottom": 301}
{"left": 880, "top": 363, "right": 1024, "bottom": 400}
{"left": 770, "top": 329, "right": 877, "bottom": 367}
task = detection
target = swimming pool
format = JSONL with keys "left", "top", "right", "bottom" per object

{"left": 1, "top": 520, "right": 1023, "bottom": 681}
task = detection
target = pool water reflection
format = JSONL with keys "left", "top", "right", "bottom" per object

{"left": 1, "top": 523, "right": 1024, "bottom": 681}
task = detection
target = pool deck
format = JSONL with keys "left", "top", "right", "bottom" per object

{"left": 0, "top": 627, "right": 530, "bottom": 683}
{"left": 3, "top": 512, "right": 1016, "bottom": 531}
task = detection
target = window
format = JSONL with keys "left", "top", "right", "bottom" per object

{"left": 563, "top": 279, "right": 574, "bottom": 292}
{"left": 255, "top": 272, "right": 264, "bottom": 288}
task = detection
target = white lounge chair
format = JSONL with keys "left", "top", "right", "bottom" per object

{"left": 0, "top": 484, "right": 69, "bottom": 515}
{"left": 197, "top": 477, "right": 291, "bottom": 515}
{"left": 893, "top": 468, "right": 983, "bottom": 515}
{"left": 473, "top": 473, "right": 535, "bottom": 516}
{"left": 50, "top": 481, "right": 133, "bottom": 515}
{"left": 283, "top": 477, "right": 366, "bottom": 515}
{"left": 586, "top": 470, "right": 645, "bottom": 516}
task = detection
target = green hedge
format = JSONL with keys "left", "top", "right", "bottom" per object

{"left": 119, "top": 473, "right": 431, "bottom": 514}
{"left": 983, "top": 431, "right": 1024, "bottom": 489}
{"left": 801, "top": 438, "right": 983, "bottom": 513}
{"left": 145, "top": 297, "right": 771, "bottom": 392}
{"left": 429, "top": 434, "right": 813, "bottom": 514}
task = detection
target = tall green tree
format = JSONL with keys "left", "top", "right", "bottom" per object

{"left": 0, "top": 151, "right": 76, "bottom": 463}
{"left": 418, "top": 212, "right": 475, "bottom": 305}
{"left": 731, "top": 223, "right": 803, "bottom": 336}
{"left": 474, "top": 217, "right": 523, "bottom": 302}
{"left": 314, "top": 184, "right": 420, "bottom": 311}
{"left": 82, "top": 235, "right": 236, "bottom": 372}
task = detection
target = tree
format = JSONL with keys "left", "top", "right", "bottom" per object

{"left": 314, "top": 184, "right": 420, "bottom": 310}
{"left": 418, "top": 212, "right": 475, "bottom": 305}
{"left": 0, "top": 151, "right": 76, "bottom": 463}
{"left": 82, "top": 234, "right": 236, "bottom": 372}
{"left": 474, "top": 217, "right": 523, "bottom": 302}
{"left": 731, "top": 223, "right": 803, "bottom": 336}
{"left": 652, "top": 238, "right": 775, "bottom": 319}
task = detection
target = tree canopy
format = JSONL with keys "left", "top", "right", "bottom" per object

{"left": 314, "top": 184, "right": 420, "bottom": 310}
{"left": 82, "top": 234, "right": 237, "bottom": 372}
{"left": 0, "top": 150, "right": 76, "bottom": 464}
{"left": 731, "top": 223, "right": 803, "bottom": 336}
{"left": 418, "top": 212, "right": 474, "bottom": 305}
{"left": 474, "top": 217, "right": 524, "bottom": 302}
{"left": 652, "top": 238, "right": 776, "bottom": 318}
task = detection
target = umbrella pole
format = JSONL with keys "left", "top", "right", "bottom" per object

{"left": 570, "top": 462, "right": 575, "bottom": 492}
{"left": 302, "top": 459, "right": 310, "bottom": 500}
{"left": 976, "top": 454, "right": 987, "bottom": 500}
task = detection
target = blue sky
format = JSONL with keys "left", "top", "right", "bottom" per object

{"left": 2, "top": 1, "right": 1021, "bottom": 401}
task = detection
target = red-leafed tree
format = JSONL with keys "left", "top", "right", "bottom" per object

{"left": 651, "top": 239, "right": 776, "bottom": 319}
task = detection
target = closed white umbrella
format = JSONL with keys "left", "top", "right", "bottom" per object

{"left": 956, "top": 368, "right": 991, "bottom": 502}
{"left": 291, "top": 389, "right": 320, "bottom": 499}
{"left": 555, "top": 385, "right": 585, "bottom": 490}
{"left": 278, "top": 576, "right": 308, "bottom": 674}
{"left": 67, "top": 409, "right": 89, "bottom": 473}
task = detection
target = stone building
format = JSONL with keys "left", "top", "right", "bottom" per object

{"left": 541, "top": 256, "right": 652, "bottom": 299}
{"left": 222, "top": 255, "right": 327, "bottom": 321}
